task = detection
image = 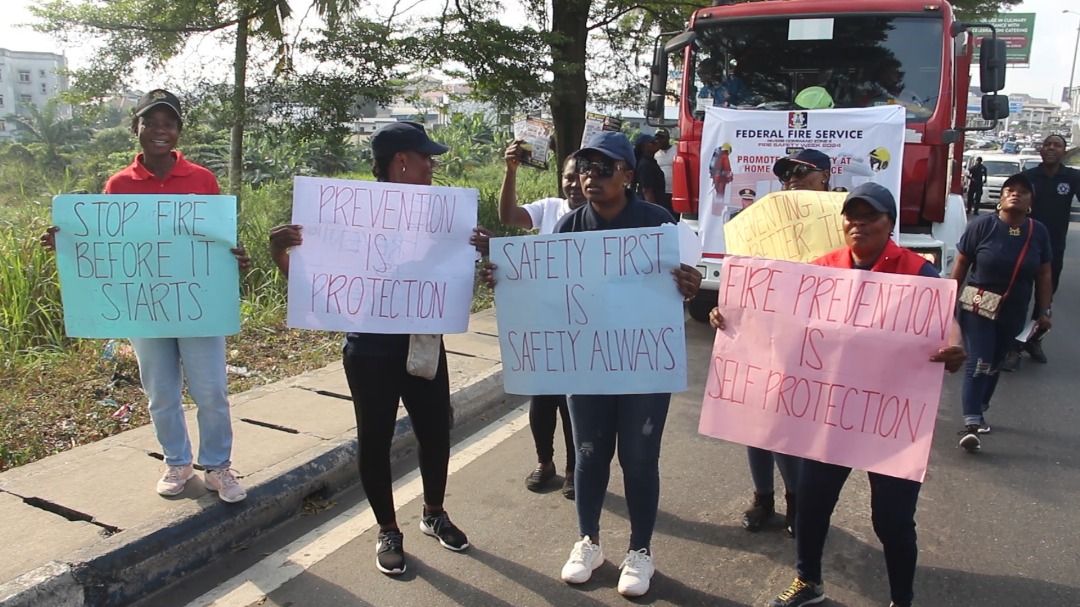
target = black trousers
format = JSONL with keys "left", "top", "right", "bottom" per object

{"left": 529, "top": 395, "right": 574, "bottom": 470}
{"left": 966, "top": 186, "right": 983, "bottom": 211}
{"left": 343, "top": 342, "right": 451, "bottom": 526}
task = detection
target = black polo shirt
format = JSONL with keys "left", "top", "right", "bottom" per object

{"left": 635, "top": 156, "right": 666, "bottom": 199}
{"left": 554, "top": 192, "right": 675, "bottom": 234}
{"left": 1024, "top": 164, "right": 1080, "bottom": 254}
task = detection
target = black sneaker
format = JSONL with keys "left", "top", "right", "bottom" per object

{"left": 1025, "top": 339, "right": 1048, "bottom": 363}
{"left": 958, "top": 426, "right": 981, "bottom": 452}
{"left": 768, "top": 578, "right": 825, "bottom": 607}
{"left": 562, "top": 472, "right": 575, "bottom": 501}
{"left": 742, "top": 491, "right": 775, "bottom": 532}
{"left": 525, "top": 464, "right": 556, "bottom": 491}
{"left": 420, "top": 509, "right": 469, "bottom": 551}
{"left": 1001, "top": 348, "right": 1021, "bottom": 372}
{"left": 375, "top": 529, "right": 406, "bottom": 575}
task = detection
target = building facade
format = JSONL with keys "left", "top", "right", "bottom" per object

{"left": 0, "top": 48, "right": 69, "bottom": 139}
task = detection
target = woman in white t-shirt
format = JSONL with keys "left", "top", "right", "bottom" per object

{"left": 499, "top": 141, "right": 587, "bottom": 498}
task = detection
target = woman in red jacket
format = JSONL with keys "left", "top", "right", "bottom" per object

{"left": 711, "top": 182, "right": 966, "bottom": 607}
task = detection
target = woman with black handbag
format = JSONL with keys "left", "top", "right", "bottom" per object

{"left": 951, "top": 173, "right": 1053, "bottom": 452}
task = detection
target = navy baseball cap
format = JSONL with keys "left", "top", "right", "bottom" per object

{"left": 370, "top": 121, "right": 449, "bottom": 157}
{"left": 135, "top": 89, "right": 182, "bottom": 118}
{"left": 575, "top": 131, "right": 636, "bottom": 168}
{"left": 773, "top": 149, "right": 831, "bottom": 178}
{"left": 633, "top": 133, "right": 656, "bottom": 147}
{"left": 842, "top": 182, "right": 897, "bottom": 222}
{"left": 1001, "top": 172, "right": 1036, "bottom": 196}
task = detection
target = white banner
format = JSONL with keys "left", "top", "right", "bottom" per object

{"left": 287, "top": 176, "right": 478, "bottom": 334}
{"left": 699, "top": 106, "right": 905, "bottom": 256}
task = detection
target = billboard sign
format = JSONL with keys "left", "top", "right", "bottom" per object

{"left": 972, "top": 13, "right": 1036, "bottom": 66}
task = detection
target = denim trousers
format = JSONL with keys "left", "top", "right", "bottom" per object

{"left": 795, "top": 458, "right": 921, "bottom": 605}
{"left": 958, "top": 309, "right": 1025, "bottom": 426}
{"left": 747, "top": 447, "right": 802, "bottom": 495}
{"left": 568, "top": 392, "right": 670, "bottom": 551}
{"left": 129, "top": 337, "right": 232, "bottom": 469}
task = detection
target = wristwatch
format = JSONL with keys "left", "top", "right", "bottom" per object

{"left": 1041, "top": 308, "right": 1052, "bottom": 318}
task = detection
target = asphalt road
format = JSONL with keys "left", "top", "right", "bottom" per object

{"left": 146, "top": 223, "right": 1080, "bottom": 607}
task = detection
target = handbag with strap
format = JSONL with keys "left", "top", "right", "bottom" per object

{"left": 958, "top": 218, "right": 1033, "bottom": 320}
{"left": 406, "top": 334, "right": 442, "bottom": 379}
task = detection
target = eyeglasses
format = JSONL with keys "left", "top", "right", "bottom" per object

{"left": 575, "top": 158, "right": 624, "bottom": 178}
{"left": 779, "top": 164, "right": 823, "bottom": 182}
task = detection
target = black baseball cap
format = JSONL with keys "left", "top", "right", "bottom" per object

{"left": 135, "top": 89, "right": 182, "bottom": 118}
{"left": 370, "top": 121, "right": 450, "bottom": 157}
{"left": 842, "top": 182, "right": 897, "bottom": 222}
{"left": 1001, "top": 172, "right": 1036, "bottom": 195}
{"left": 773, "top": 149, "right": 831, "bottom": 178}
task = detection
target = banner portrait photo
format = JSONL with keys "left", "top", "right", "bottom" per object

{"left": 52, "top": 194, "right": 240, "bottom": 338}
{"left": 698, "top": 105, "right": 905, "bottom": 256}
{"left": 491, "top": 225, "right": 687, "bottom": 396}
{"left": 286, "top": 176, "right": 478, "bottom": 334}
{"left": 698, "top": 256, "right": 957, "bottom": 482}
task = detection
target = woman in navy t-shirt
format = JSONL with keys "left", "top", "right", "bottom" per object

{"left": 950, "top": 173, "right": 1053, "bottom": 452}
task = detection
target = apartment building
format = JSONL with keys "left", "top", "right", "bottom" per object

{"left": 0, "top": 48, "right": 69, "bottom": 139}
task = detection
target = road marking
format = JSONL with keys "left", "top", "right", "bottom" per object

{"left": 185, "top": 404, "right": 530, "bottom": 607}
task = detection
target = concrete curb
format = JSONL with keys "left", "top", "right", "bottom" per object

{"left": 0, "top": 365, "right": 507, "bottom": 607}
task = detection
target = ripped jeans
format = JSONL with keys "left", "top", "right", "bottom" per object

{"left": 568, "top": 393, "right": 670, "bottom": 551}
{"left": 958, "top": 309, "right": 1026, "bottom": 426}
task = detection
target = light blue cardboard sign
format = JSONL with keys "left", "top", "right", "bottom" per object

{"left": 491, "top": 225, "right": 688, "bottom": 395}
{"left": 52, "top": 194, "right": 240, "bottom": 338}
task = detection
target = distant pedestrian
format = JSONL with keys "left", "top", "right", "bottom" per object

{"left": 633, "top": 133, "right": 669, "bottom": 214}
{"left": 951, "top": 173, "right": 1052, "bottom": 452}
{"left": 713, "top": 183, "right": 965, "bottom": 607}
{"left": 482, "top": 131, "right": 702, "bottom": 598}
{"left": 1001, "top": 134, "right": 1080, "bottom": 369}
{"left": 498, "top": 141, "right": 585, "bottom": 499}
{"left": 41, "top": 89, "right": 250, "bottom": 503}
{"left": 654, "top": 129, "right": 677, "bottom": 213}
{"left": 270, "top": 121, "right": 491, "bottom": 576}
{"left": 966, "top": 156, "right": 987, "bottom": 214}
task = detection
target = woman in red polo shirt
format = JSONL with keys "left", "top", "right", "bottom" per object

{"left": 42, "top": 89, "right": 249, "bottom": 503}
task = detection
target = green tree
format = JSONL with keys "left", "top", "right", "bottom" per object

{"left": 5, "top": 98, "right": 90, "bottom": 169}
{"left": 29, "top": 0, "right": 370, "bottom": 203}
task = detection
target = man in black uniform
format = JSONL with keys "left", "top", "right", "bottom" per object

{"left": 966, "top": 156, "right": 987, "bottom": 214}
{"left": 1003, "top": 134, "right": 1080, "bottom": 369}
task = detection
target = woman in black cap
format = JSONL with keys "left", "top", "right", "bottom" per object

{"left": 773, "top": 149, "right": 831, "bottom": 192}
{"left": 42, "top": 89, "right": 251, "bottom": 504}
{"left": 730, "top": 149, "right": 834, "bottom": 537}
{"left": 269, "top": 121, "right": 489, "bottom": 576}
{"left": 951, "top": 172, "right": 1053, "bottom": 453}
{"left": 483, "top": 131, "right": 702, "bottom": 598}
{"left": 712, "top": 182, "right": 966, "bottom": 607}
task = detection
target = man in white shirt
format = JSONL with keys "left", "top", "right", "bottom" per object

{"left": 653, "top": 129, "right": 677, "bottom": 214}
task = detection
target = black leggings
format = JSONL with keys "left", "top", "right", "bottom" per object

{"left": 343, "top": 343, "right": 451, "bottom": 527}
{"left": 529, "top": 395, "right": 574, "bottom": 470}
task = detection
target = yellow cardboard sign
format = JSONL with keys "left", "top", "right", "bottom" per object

{"left": 723, "top": 191, "right": 846, "bottom": 262}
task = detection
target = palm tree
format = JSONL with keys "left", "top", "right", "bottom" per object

{"left": 6, "top": 99, "right": 90, "bottom": 169}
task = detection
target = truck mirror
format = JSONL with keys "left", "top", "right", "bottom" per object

{"left": 650, "top": 42, "right": 668, "bottom": 98}
{"left": 981, "top": 94, "right": 1009, "bottom": 121}
{"left": 979, "top": 37, "right": 1007, "bottom": 93}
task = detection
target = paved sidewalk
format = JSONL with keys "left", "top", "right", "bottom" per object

{"left": 0, "top": 309, "right": 508, "bottom": 607}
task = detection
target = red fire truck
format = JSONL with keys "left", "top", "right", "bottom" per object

{"left": 646, "top": 0, "right": 1009, "bottom": 320}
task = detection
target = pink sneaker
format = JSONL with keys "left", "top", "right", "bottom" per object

{"left": 205, "top": 468, "right": 247, "bottom": 503}
{"left": 156, "top": 464, "right": 195, "bottom": 497}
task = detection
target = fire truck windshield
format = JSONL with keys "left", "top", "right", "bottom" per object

{"left": 690, "top": 15, "right": 944, "bottom": 123}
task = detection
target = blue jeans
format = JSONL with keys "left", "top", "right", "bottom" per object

{"left": 130, "top": 337, "right": 233, "bottom": 469}
{"left": 795, "top": 459, "right": 921, "bottom": 606}
{"left": 568, "top": 393, "right": 670, "bottom": 551}
{"left": 747, "top": 447, "right": 801, "bottom": 495}
{"left": 958, "top": 310, "right": 1025, "bottom": 426}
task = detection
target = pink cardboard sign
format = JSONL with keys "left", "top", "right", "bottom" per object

{"left": 698, "top": 256, "right": 957, "bottom": 482}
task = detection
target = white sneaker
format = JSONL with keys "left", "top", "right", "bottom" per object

{"left": 617, "top": 548, "right": 654, "bottom": 597}
{"left": 561, "top": 536, "right": 604, "bottom": 584}
{"left": 156, "top": 464, "right": 195, "bottom": 497}
{"left": 205, "top": 468, "right": 247, "bottom": 503}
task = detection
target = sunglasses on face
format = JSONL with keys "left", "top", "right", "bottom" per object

{"left": 780, "top": 163, "right": 823, "bottom": 182}
{"left": 575, "top": 158, "right": 624, "bottom": 178}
